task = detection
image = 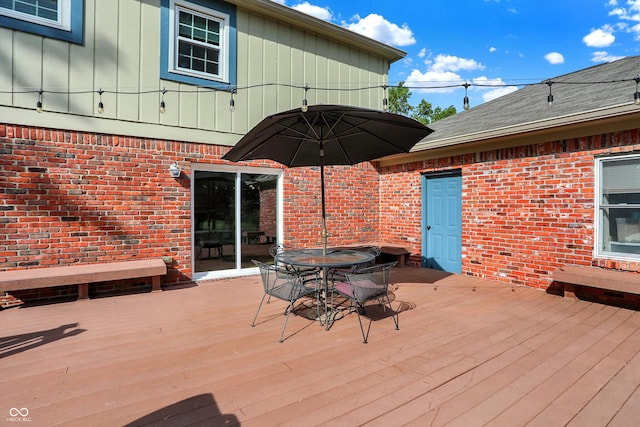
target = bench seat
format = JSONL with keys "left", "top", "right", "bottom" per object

{"left": 553, "top": 265, "right": 640, "bottom": 299}
{"left": 379, "top": 245, "right": 411, "bottom": 268}
{"left": 0, "top": 259, "right": 167, "bottom": 300}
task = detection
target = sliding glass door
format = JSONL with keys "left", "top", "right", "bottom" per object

{"left": 193, "top": 167, "right": 280, "bottom": 278}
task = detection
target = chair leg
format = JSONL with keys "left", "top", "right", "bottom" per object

{"left": 355, "top": 306, "right": 371, "bottom": 344}
{"left": 279, "top": 301, "right": 296, "bottom": 343}
{"left": 383, "top": 294, "right": 399, "bottom": 330}
{"left": 251, "top": 294, "right": 268, "bottom": 327}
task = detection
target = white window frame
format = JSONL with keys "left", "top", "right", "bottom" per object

{"left": 0, "top": 0, "right": 71, "bottom": 31}
{"left": 595, "top": 153, "right": 640, "bottom": 261}
{"left": 168, "top": 0, "right": 230, "bottom": 83}
{"left": 191, "top": 164, "right": 284, "bottom": 281}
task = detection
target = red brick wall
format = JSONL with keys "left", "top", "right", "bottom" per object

{"left": 283, "top": 162, "right": 379, "bottom": 248}
{"left": 0, "top": 124, "right": 195, "bottom": 283}
{"left": 4, "top": 122, "right": 639, "bottom": 295}
{"left": 379, "top": 131, "right": 640, "bottom": 289}
{"left": 0, "top": 124, "right": 380, "bottom": 289}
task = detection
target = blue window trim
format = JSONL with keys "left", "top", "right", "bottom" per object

{"left": 160, "top": 0, "right": 237, "bottom": 90}
{"left": 0, "top": 0, "right": 84, "bottom": 44}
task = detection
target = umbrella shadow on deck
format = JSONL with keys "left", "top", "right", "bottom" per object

{"left": 123, "top": 393, "right": 239, "bottom": 426}
{"left": 0, "top": 323, "right": 86, "bottom": 359}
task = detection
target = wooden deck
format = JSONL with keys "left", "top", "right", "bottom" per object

{"left": 2, "top": 267, "right": 640, "bottom": 426}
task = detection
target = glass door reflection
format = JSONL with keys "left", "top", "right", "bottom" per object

{"left": 194, "top": 170, "right": 278, "bottom": 273}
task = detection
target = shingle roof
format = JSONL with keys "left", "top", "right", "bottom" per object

{"left": 414, "top": 56, "right": 640, "bottom": 151}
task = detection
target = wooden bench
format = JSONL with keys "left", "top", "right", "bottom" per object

{"left": 379, "top": 245, "right": 411, "bottom": 267}
{"left": 553, "top": 265, "right": 640, "bottom": 300}
{"left": 0, "top": 259, "right": 167, "bottom": 301}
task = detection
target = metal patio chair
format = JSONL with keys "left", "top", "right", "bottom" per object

{"left": 251, "top": 260, "right": 320, "bottom": 343}
{"left": 269, "top": 243, "right": 319, "bottom": 275}
{"left": 331, "top": 261, "right": 398, "bottom": 343}
{"left": 328, "top": 245, "right": 381, "bottom": 282}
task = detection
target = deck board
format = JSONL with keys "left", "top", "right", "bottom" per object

{"left": 2, "top": 267, "right": 640, "bottom": 426}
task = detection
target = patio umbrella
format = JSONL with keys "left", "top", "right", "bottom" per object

{"left": 222, "top": 104, "right": 433, "bottom": 253}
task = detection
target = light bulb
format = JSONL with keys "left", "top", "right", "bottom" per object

{"left": 98, "top": 101, "right": 104, "bottom": 114}
{"left": 36, "top": 101, "right": 43, "bottom": 113}
{"left": 160, "top": 100, "right": 166, "bottom": 113}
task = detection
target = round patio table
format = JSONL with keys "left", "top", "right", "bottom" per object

{"left": 275, "top": 248, "right": 375, "bottom": 329}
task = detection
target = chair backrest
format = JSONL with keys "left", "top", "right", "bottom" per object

{"left": 269, "top": 243, "right": 285, "bottom": 259}
{"left": 252, "top": 259, "right": 313, "bottom": 301}
{"left": 345, "top": 261, "right": 397, "bottom": 304}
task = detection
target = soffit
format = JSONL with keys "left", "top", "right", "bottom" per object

{"left": 226, "top": 0, "right": 406, "bottom": 63}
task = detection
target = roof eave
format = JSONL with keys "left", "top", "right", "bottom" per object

{"left": 225, "top": 0, "right": 406, "bottom": 63}
{"left": 378, "top": 102, "right": 640, "bottom": 167}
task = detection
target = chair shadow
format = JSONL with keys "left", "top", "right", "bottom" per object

{"left": 123, "top": 393, "right": 240, "bottom": 426}
{"left": 0, "top": 323, "right": 86, "bottom": 359}
{"left": 250, "top": 299, "right": 321, "bottom": 342}
{"left": 331, "top": 291, "right": 416, "bottom": 322}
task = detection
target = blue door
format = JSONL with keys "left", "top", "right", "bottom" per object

{"left": 422, "top": 173, "right": 462, "bottom": 273}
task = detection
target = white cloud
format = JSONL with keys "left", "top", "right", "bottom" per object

{"left": 583, "top": 25, "right": 616, "bottom": 47}
{"left": 608, "top": 0, "right": 640, "bottom": 20}
{"left": 608, "top": 0, "right": 640, "bottom": 39}
{"left": 590, "top": 51, "right": 626, "bottom": 62}
{"left": 544, "top": 52, "right": 564, "bottom": 64}
{"left": 291, "top": 2, "right": 333, "bottom": 21}
{"left": 418, "top": 48, "right": 427, "bottom": 58}
{"left": 489, "top": 47, "right": 497, "bottom": 53}
{"left": 405, "top": 69, "right": 463, "bottom": 93}
{"left": 343, "top": 14, "right": 416, "bottom": 46}
{"left": 404, "top": 55, "right": 485, "bottom": 94}
{"left": 472, "top": 76, "right": 519, "bottom": 102}
{"left": 429, "top": 54, "right": 485, "bottom": 73}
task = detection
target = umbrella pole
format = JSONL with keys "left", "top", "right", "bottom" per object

{"left": 320, "top": 146, "right": 327, "bottom": 256}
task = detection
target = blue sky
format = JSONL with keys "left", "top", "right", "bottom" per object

{"left": 271, "top": 0, "right": 640, "bottom": 111}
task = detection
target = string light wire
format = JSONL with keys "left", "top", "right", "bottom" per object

{"left": 7, "top": 75, "right": 640, "bottom": 114}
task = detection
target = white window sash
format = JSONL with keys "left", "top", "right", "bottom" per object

{"left": 169, "top": 0, "right": 230, "bottom": 83}
{"left": 0, "top": 0, "right": 71, "bottom": 31}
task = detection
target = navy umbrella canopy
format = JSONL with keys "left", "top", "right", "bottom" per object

{"left": 222, "top": 104, "right": 433, "bottom": 252}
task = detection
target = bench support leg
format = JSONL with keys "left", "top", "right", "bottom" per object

{"left": 397, "top": 254, "right": 407, "bottom": 267}
{"left": 78, "top": 283, "right": 89, "bottom": 300}
{"left": 151, "top": 276, "right": 162, "bottom": 293}
{"left": 563, "top": 283, "right": 576, "bottom": 300}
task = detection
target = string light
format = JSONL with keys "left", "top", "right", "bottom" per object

{"left": 382, "top": 84, "right": 389, "bottom": 111}
{"left": 229, "top": 88, "right": 236, "bottom": 112}
{"left": 160, "top": 88, "right": 166, "bottom": 113}
{"left": 301, "top": 85, "right": 309, "bottom": 112}
{"left": 97, "top": 88, "right": 104, "bottom": 114}
{"left": 36, "top": 89, "right": 43, "bottom": 113}
{"left": 10, "top": 75, "right": 640, "bottom": 116}
{"left": 462, "top": 82, "right": 470, "bottom": 111}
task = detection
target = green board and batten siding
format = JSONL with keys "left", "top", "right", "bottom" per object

{"left": 0, "top": 0, "right": 394, "bottom": 145}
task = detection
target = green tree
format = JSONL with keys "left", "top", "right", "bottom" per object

{"left": 387, "top": 81, "right": 457, "bottom": 124}
{"left": 412, "top": 99, "right": 457, "bottom": 125}
{"left": 388, "top": 81, "right": 413, "bottom": 116}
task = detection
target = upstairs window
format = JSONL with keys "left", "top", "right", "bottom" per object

{"left": 596, "top": 154, "right": 640, "bottom": 260}
{"left": 0, "top": 0, "right": 83, "bottom": 43}
{"left": 176, "top": 6, "right": 224, "bottom": 78}
{"left": 0, "top": 0, "right": 65, "bottom": 28}
{"left": 161, "top": 0, "right": 236, "bottom": 88}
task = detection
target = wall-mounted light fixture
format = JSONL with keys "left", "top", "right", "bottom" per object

{"left": 169, "top": 163, "right": 181, "bottom": 178}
